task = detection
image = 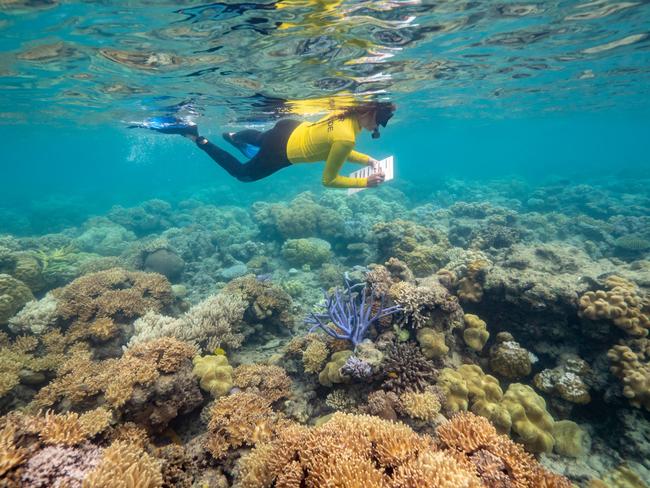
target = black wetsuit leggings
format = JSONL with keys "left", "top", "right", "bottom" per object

{"left": 197, "top": 119, "right": 301, "bottom": 182}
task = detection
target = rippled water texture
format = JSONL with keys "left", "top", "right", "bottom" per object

{"left": 1, "top": 0, "right": 649, "bottom": 124}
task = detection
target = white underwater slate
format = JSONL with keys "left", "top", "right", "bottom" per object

{"left": 347, "top": 155, "right": 394, "bottom": 196}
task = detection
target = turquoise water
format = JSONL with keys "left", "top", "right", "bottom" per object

{"left": 2, "top": 2, "right": 650, "bottom": 487}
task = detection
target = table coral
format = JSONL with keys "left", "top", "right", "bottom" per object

{"left": 462, "top": 314, "right": 489, "bottom": 352}
{"left": 27, "top": 408, "right": 112, "bottom": 446}
{"left": 0, "top": 273, "right": 34, "bottom": 324}
{"left": 233, "top": 364, "right": 292, "bottom": 403}
{"left": 52, "top": 268, "right": 173, "bottom": 329}
{"left": 501, "top": 383, "right": 555, "bottom": 453}
{"left": 192, "top": 354, "right": 233, "bottom": 398}
{"left": 579, "top": 276, "right": 649, "bottom": 337}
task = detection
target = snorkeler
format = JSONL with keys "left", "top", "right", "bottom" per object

{"left": 150, "top": 102, "right": 395, "bottom": 189}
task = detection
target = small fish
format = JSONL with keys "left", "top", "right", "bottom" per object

{"left": 213, "top": 347, "right": 226, "bottom": 356}
{"left": 387, "top": 371, "right": 398, "bottom": 379}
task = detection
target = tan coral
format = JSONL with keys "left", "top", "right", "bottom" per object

{"left": 457, "top": 260, "right": 488, "bottom": 303}
{"left": 416, "top": 328, "right": 449, "bottom": 359}
{"left": 125, "top": 336, "right": 197, "bottom": 374}
{"left": 82, "top": 440, "right": 163, "bottom": 488}
{"left": 437, "top": 368, "right": 470, "bottom": 413}
{"left": 31, "top": 408, "right": 112, "bottom": 446}
{"left": 608, "top": 339, "right": 650, "bottom": 411}
{"left": 399, "top": 391, "right": 441, "bottom": 422}
{"left": 579, "top": 276, "right": 650, "bottom": 337}
{"left": 302, "top": 338, "right": 329, "bottom": 373}
{"left": 392, "top": 450, "right": 482, "bottom": 488}
{"left": 456, "top": 364, "right": 511, "bottom": 434}
{"left": 0, "top": 423, "right": 26, "bottom": 478}
{"left": 233, "top": 364, "right": 292, "bottom": 402}
{"left": 436, "top": 412, "right": 499, "bottom": 453}
{"left": 462, "top": 314, "right": 489, "bottom": 351}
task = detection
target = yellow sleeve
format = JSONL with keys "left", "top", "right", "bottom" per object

{"left": 322, "top": 141, "right": 368, "bottom": 188}
{"left": 347, "top": 150, "right": 370, "bottom": 165}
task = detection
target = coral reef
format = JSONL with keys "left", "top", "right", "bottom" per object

{"left": 0, "top": 273, "right": 34, "bottom": 324}
{"left": 462, "top": 313, "right": 489, "bottom": 351}
{"left": 416, "top": 327, "right": 449, "bottom": 359}
{"left": 608, "top": 338, "right": 650, "bottom": 410}
{"left": 382, "top": 342, "right": 438, "bottom": 394}
{"left": 489, "top": 332, "right": 533, "bottom": 380}
{"left": 281, "top": 237, "right": 332, "bottom": 268}
{"left": 192, "top": 354, "right": 234, "bottom": 398}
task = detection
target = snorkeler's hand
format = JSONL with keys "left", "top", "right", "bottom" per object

{"left": 368, "top": 157, "right": 380, "bottom": 169}
{"left": 367, "top": 172, "right": 385, "bottom": 187}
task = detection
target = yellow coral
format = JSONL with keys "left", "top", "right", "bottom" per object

{"left": 437, "top": 368, "right": 469, "bottom": 413}
{"left": 579, "top": 276, "right": 649, "bottom": 337}
{"left": 192, "top": 354, "right": 233, "bottom": 398}
{"left": 608, "top": 339, "right": 650, "bottom": 410}
{"left": 400, "top": 391, "right": 441, "bottom": 422}
{"left": 416, "top": 328, "right": 449, "bottom": 359}
{"left": 302, "top": 338, "right": 329, "bottom": 373}
{"left": 552, "top": 420, "right": 590, "bottom": 458}
{"left": 319, "top": 350, "right": 353, "bottom": 387}
{"left": 30, "top": 408, "right": 112, "bottom": 446}
{"left": 456, "top": 364, "right": 511, "bottom": 434}
{"left": 501, "top": 383, "right": 555, "bottom": 453}
{"left": 82, "top": 440, "right": 163, "bottom": 488}
{"left": 462, "top": 314, "right": 489, "bottom": 351}
{"left": 0, "top": 423, "right": 26, "bottom": 478}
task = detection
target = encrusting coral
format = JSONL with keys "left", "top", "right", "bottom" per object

{"left": 579, "top": 276, "right": 650, "bottom": 337}
{"left": 552, "top": 420, "right": 591, "bottom": 458}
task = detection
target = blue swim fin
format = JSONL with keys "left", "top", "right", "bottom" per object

{"left": 223, "top": 132, "right": 260, "bottom": 158}
{"left": 129, "top": 116, "right": 198, "bottom": 137}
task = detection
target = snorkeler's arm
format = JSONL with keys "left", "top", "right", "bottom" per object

{"left": 347, "top": 150, "right": 371, "bottom": 165}
{"left": 322, "top": 141, "right": 368, "bottom": 188}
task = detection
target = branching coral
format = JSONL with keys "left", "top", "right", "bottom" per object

{"left": 382, "top": 342, "right": 438, "bottom": 394}
{"left": 129, "top": 292, "right": 246, "bottom": 351}
{"left": 579, "top": 276, "right": 649, "bottom": 337}
{"left": 205, "top": 391, "right": 286, "bottom": 459}
{"left": 302, "top": 337, "right": 330, "bottom": 373}
{"left": 436, "top": 412, "right": 571, "bottom": 487}
{"left": 52, "top": 268, "right": 173, "bottom": 329}
{"left": 82, "top": 440, "right": 163, "bottom": 488}
{"left": 233, "top": 364, "right": 292, "bottom": 403}
{"left": 0, "top": 423, "right": 27, "bottom": 479}
{"left": 7, "top": 293, "right": 59, "bottom": 335}
{"left": 399, "top": 390, "right": 441, "bottom": 422}
{"left": 224, "top": 274, "right": 294, "bottom": 330}
{"left": 21, "top": 442, "right": 103, "bottom": 488}
{"left": 28, "top": 408, "right": 112, "bottom": 446}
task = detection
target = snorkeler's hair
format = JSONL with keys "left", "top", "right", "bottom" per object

{"left": 310, "top": 101, "right": 396, "bottom": 128}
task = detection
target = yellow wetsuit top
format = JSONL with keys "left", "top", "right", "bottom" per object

{"left": 286, "top": 113, "right": 371, "bottom": 188}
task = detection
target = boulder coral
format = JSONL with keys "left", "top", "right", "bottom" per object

{"left": 319, "top": 350, "right": 353, "bottom": 387}
{"left": 608, "top": 338, "right": 650, "bottom": 410}
{"left": 533, "top": 355, "right": 591, "bottom": 405}
{"left": 457, "top": 259, "right": 488, "bottom": 303}
{"left": 489, "top": 332, "right": 533, "bottom": 379}
{"left": 0, "top": 274, "right": 34, "bottom": 325}
{"left": 192, "top": 354, "right": 234, "bottom": 398}
{"left": 462, "top": 314, "right": 489, "bottom": 351}
{"left": 416, "top": 328, "right": 449, "bottom": 359}
{"left": 281, "top": 237, "right": 332, "bottom": 268}
{"left": 552, "top": 420, "right": 591, "bottom": 458}
{"left": 501, "top": 383, "right": 555, "bottom": 453}
{"left": 579, "top": 276, "right": 649, "bottom": 337}
{"left": 457, "top": 364, "right": 511, "bottom": 435}
{"left": 437, "top": 368, "right": 470, "bottom": 413}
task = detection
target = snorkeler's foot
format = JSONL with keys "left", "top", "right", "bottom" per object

{"left": 222, "top": 132, "right": 260, "bottom": 158}
{"left": 131, "top": 116, "right": 198, "bottom": 137}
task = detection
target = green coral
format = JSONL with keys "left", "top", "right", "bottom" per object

{"left": 0, "top": 274, "right": 34, "bottom": 324}
{"left": 501, "top": 383, "right": 555, "bottom": 453}
{"left": 416, "top": 328, "right": 448, "bottom": 359}
{"left": 437, "top": 368, "right": 469, "bottom": 413}
{"left": 457, "top": 364, "right": 511, "bottom": 435}
{"left": 553, "top": 420, "right": 591, "bottom": 458}
{"left": 281, "top": 238, "right": 332, "bottom": 268}
{"left": 319, "top": 350, "right": 353, "bottom": 387}
{"left": 192, "top": 354, "right": 234, "bottom": 398}
{"left": 462, "top": 314, "right": 489, "bottom": 352}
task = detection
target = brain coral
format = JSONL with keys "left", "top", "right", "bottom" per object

{"left": 579, "top": 276, "right": 649, "bottom": 337}
{"left": 0, "top": 273, "right": 34, "bottom": 324}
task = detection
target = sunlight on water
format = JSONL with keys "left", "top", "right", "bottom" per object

{"left": 1, "top": 0, "right": 649, "bottom": 124}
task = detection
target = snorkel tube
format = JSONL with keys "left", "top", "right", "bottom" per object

{"left": 371, "top": 102, "right": 396, "bottom": 139}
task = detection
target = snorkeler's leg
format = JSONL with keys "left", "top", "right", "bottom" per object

{"left": 196, "top": 137, "right": 250, "bottom": 181}
{"left": 227, "top": 129, "right": 264, "bottom": 146}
